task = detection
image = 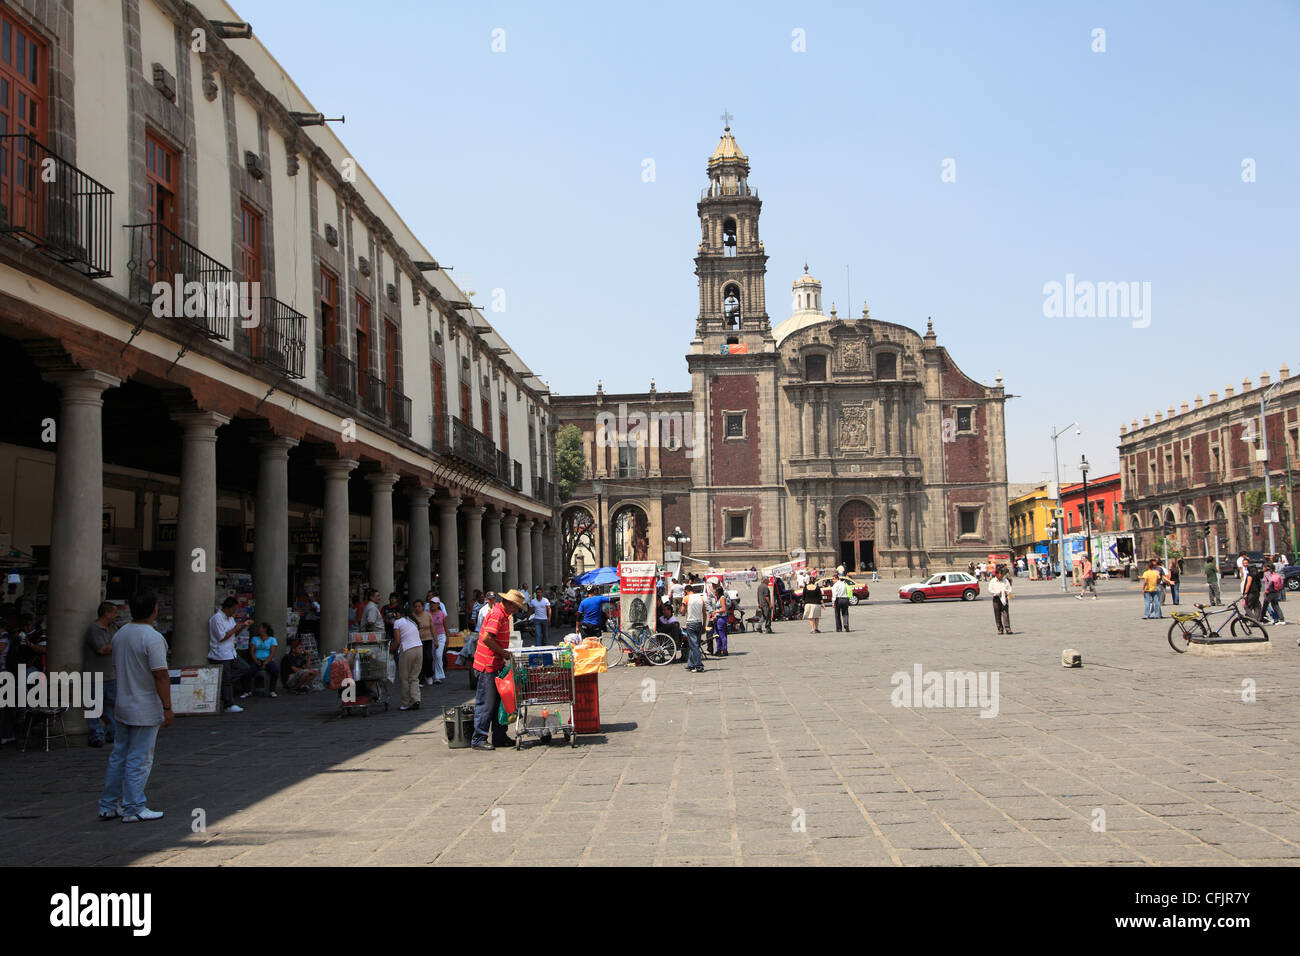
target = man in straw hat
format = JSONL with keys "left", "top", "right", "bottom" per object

{"left": 470, "top": 588, "right": 528, "bottom": 751}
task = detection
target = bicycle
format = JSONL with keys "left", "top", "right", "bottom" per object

{"left": 1167, "top": 597, "right": 1269, "bottom": 653}
{"left": 600, "top": 622, "right": 677, "bottom": 667}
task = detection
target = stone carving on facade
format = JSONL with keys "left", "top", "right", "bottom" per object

{"left": 816, "top": 510, "right": 827, "bottom": 545}
{"left": 889, "top": 509, "right": 900, "bottom": 544}
{"left": 837, "top": 402, "right": 870, "bottom": 450}
{"left": 842, "top": 339, "right": 866, "bottom": 372}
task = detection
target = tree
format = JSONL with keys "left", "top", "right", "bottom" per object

{"left": 555, "top": 424, "right": 586, "bottom": 502}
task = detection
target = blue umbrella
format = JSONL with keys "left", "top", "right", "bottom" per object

{"left": 575, "top": 566, "right": 619, "bottom": 587}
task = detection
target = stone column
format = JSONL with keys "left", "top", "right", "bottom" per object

{"left": 502, "top": 513, "right": 519, "bottom": 589}
{"left": 405, "top": 484, "right": 433, "bottom": 602}
{"left": 367, "top": 472, "right": 399, "bottom": 599}
{"left": 531, "top": 523, "right": 545, "bottom": 588}
{"left": 543, "top": 523, "right": 558, "bottom": 586}
{"left": 46, "top": 370, "right": 119, "bottom": 735}
{"left": 253, "top": 436, "right": 298, "bottom": 637}
{"left": 518, "top": 518, "right": 534, "bottom": 589}
{"left": 802, "top": 395, "right": 813, "bottom": 457}
{"left": 438, "top": 494, "right": 461, "bottom": 631}
{"left": 582, "top": 431, "right": 594, "bottom": 480}
{"left": 318, "top": 458, "right": 357, "bottom": 654}
{"left": 463, "top": 504, "right": 485, "bottom": 604}
{"left": 648, "top": 417, "right": 661, "bottom": 477}
{"left": 171, "top": 410, "right": 230, "bottom": 666}
{"left": 484, "top": 507, "right": 504, "bottom": 592}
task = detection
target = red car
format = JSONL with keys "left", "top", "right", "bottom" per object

{"left": 898, "top": 572, "right": 980, "bottom": 603}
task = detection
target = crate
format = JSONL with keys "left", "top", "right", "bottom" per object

{"left": 445, "top": 650, "right": 468, "bottom": 671}
{"left": 573, "top": 673, "right": 600, "bottom": 733}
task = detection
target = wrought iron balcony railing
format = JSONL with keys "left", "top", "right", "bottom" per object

{"left": 361, "top": 370, "right": 387, "bottom": 420}
{"left": 0, "top": 134, "right": 112, "bottom": 278}
{"left": 324, "top": 345, "right": 357, "bottom": 406}
{"left": 391, "top": 389, "right": 412, "bottom": 436}
{"left": 512, "top": 460, "right": 523, "bottom": 491}
{"left": 125, "top": 222, "right": 232, "bottom": 340}
{"left": 252, "top": 296, "right": 306, "bottom": 379}
{"left": 448, "top": 415, "right": 498, "bottom": 475}
{"left": 496, "top": 449, "right": 511, "bottom": 485}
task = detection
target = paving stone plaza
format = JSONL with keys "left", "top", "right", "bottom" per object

{"left": 3, "top": 579, "right": 1297, "bottom": 867}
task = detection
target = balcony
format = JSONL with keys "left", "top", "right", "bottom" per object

{"left": 252, "top": 297, "right": 306, "bottom": 379}
{"left": 125, "top": 222, "right": 232, "bottom": 340}
{"left": 533, "top": 476, "right": 555, "bottom": 505}
{"left": 512, "top": 460, "right": 523, "bottom": 492}
{"left": 615, "top": 464, "right": 641, "bottom": 479}
{"left": 361, "top": 370, "right": 387, "bottom": 420}
{"left": 496, "top": 449, "right": 511, "bottom": 486}
{"left": 0, "top": 134, "right": 112, "bottom": 278}
{"left": 324, "top": 346, "right": 357, "bottom": 405}
{"left": 448, "top": 415, "right": 498, "bottom": 475}
{"left": 391, "top": 388, "right": 412, "bottom": 436}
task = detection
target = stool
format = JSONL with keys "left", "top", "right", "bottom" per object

{"left": 21, "top": 707, "right": 68, "bottom": 753}
{"left": 251, "top": 669, "right": 273, "bottom": 697}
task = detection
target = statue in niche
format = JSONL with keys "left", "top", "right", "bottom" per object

{"left": 889, "top": 510, "right": 900, "bottom": 544}
{"left": 816, "top": 510, "right": 827, "bottom": 545}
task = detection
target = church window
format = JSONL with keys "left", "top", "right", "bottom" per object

{"left": 805, "top": 354, "right": 826, "bottom": 381}
{"left": 958, "top": 507, "right": 980, "bottom": 536}
{"left": 875, "top": 351, "right": 897, "bottom": 380}
{"left": 955, "top": 406, "right": 973, "bottom": 433}
{"left": 724, "top": 411, "right": 746, "bottom": 439}
{"left": 728, "top": 513, "right": 747, "bottom": 540}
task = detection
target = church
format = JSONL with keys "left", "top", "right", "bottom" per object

{"left": 550, "top": 126, "right": 1010, "bottom": 576}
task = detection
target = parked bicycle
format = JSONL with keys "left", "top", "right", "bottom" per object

{"left": 1168, "top": 597, "right": 1269, "bottom": 653}
{"left": 600, "top": 623, "right": 677, "bottom": 666}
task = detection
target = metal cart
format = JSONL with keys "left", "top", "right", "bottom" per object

{"left": 339, "top": 638, "right": 390, "bottom": 717}
{"left": 512, "top": 646, "right": 577, "bottom": 748}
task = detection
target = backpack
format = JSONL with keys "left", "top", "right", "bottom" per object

{"left": 1265, "top": 570, "right": 1283, "bottom": 594}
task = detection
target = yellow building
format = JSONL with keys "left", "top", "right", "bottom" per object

{"left": 1009, "top": 484, "right": 1057, "bottom": 560}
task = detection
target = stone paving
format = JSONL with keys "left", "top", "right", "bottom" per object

{"left": 3, "top": 578, "right": 1299, "bottom": 866}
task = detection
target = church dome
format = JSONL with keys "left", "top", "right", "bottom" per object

{"left": 708, "top": 127, "right": 747, "bottom": 167}
{"left": 774, "top": 264, "right": 830, "bottom": 343}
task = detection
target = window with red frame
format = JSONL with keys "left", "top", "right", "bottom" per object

{"left": 355, "top": 295, "right": 371, "bottom": 377}
{"left": 238, "top": 202, "right": 262, "bottom": 347}
{"left": 319, "top": 266, "right": 339, "bottom": 352}
{"left": 0, "top": 11, "right": 46, "bottom": 232}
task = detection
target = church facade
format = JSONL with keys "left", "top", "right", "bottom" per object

{"left": 551, "top": 127, "right": 1010, "bottom": 576}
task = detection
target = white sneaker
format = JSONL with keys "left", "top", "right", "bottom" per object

{"left": 239, "top": 692, "right": 251, "bottom": 699}
{"left": 122, "top": 808, "right": 164, "bottom": 822}
{"left": 226, "top": 704, "right": 244, "bottom": 713}
{"left": 270, "top": 691, "right": 278, "bottom": 697}
{"left": 425, "top": 677, "right": 434, "bottom": 686}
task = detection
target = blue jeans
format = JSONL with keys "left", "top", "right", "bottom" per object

{"left": 533, "top": 620, "right": 548, "bottom": 646}
{"left": 86, "top": 679, "right": 117, "bottom": 742}
{"left": 1143, "top": 592, "right": 1161, "bottom": 618}
{"left": 683, "top": 622, "right": 703, "bottom": 670}
{"left": 98, "top": 722, "right": 160, "bottom": 817}
{"left": 471, "top": 666, "right": 501, "bottom": 745}
{"left": 1171, "top": 583, "right": 1180, "bottom": 605}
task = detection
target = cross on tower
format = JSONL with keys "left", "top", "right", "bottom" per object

{"left": 720, "top": 110, "right": 734, "bottom": 130}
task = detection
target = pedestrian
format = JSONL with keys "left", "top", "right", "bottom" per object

{"left": 390, "top": 604, "right": 423, "bottom": 711}
{"left": 1263, "top": 564, "right": 1286, "bottom": 625}
{"left": 831, "top": 571, "right": 851, "bottom": 631}
{"left": 84, "top": 601, "right": 119, "bottom": 748}
{"left": 249, "top": 622, "right": 280, "bottom": 697}
{"left": 756, "top": 577, "right": 774, "bottom": 633}
{"left": 989, "top": 567, "right": 1013, "bottom": 634}
{"left": 1205, "top": 558, "right": 1222, "bottom": 606}
{"left": 476, "top": 591, "right": 497, "bottom": 632}
{"left": 802, "top": 577, "right": 823, "bottom": 634}
{"left": 281, "top": 636, "right": 318, "bottom": 692}
{"left": 97, "top": 590, "right": 172, "bottom": 823}
{"left": 1141, "top": 559, "right": 1166, "bottom": 619}
{"left": 470, "top": 589, "right": 527, "bottom": 750}
{"left": 705, "top": 583, "right": 728, "bottom": 656}
{"left": 529, "top": 586, "right": 552, "bottom": 647}
{"left": 410, "top": 598, "right": 435, "bottom": 685}
{"left": 576, "top": 588, "right": 613, "bottom": 638}
{"left": 469, "top": 590, "right": 485, "bottom": 628}
{"left": 1236, "top": 551, "right": 1249, "bottom": 588}
{"left": 1169, "top": 558, "right": 1181, "bottom": 605}
{"left": 382, "top": 592, "right": 402, "bottom": 641}
{"left": 1243, "top": 563, "right": 1264, "bottom": 622}
{"left": 360, "top": 589, "right": 383, "bottom": 632}
{"left": 427, "top": 596, "right": 448, "bottom": 684}
{"left": 208, "top": 596, "right": 251, "bottom": 713}
{"left": 1077, "top": 555, "right": 1098, "bottom": 600}
{"left": 682, "top": 586, "right": 706, "bottom": 673}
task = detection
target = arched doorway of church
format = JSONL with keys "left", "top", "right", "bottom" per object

{"left": 611, "top": 505, "right": 650, "bottom": 563}
{"left": 837, "top": 500, "right": 876, "bottom": 572}
{"left": 561, "top": 506, "right": 596, "bottom": 575}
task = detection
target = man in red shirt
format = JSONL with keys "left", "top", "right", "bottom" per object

{"left": 471, "top": 589, "right": 528, "bottom": 751}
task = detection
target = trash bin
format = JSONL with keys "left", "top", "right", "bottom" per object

{"left": 444, "top": 704, "right": 474, "bottom": 749}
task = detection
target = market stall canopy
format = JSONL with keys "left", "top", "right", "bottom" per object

{"left": 575, "top": 566, "right": 620, "bottom": 587}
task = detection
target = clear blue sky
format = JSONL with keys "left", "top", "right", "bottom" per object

{"left": 234, "top": 0, "right": 1299, "bottom": 482}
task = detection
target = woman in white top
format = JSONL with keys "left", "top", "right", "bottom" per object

{"left": 390, "top": 607, "right": 423, "bottom": 710}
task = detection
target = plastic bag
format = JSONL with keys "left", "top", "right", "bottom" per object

{"left": 495, "top": 662, "right": 517, "bottom": 716}
{"left": 386, "top": 655, "right": 397, "bottom": 682}
{"left": 573, "top": 638, "right": 608, "bottom": 676}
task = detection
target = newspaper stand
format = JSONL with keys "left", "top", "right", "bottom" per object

{"left": 512, "top": 645, "right": 577, "bottom": 748}
{"left": 341, "top": 632, "right": 390, "bottom": 717}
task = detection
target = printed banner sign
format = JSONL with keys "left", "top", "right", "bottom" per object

{"left": 617, "top": 561, "right": 658, "bottom": 594}
{"left": 169, "top": 666, "right": 221, "bottom": 715}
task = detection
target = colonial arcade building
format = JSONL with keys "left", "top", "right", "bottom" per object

{"left": 553, "top": 127, "right": 1009, "bottom": 574}
{"left": 0, "top": 0, "right": 559, "bottom": 734}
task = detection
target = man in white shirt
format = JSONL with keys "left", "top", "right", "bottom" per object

{"left": 831, "top": 573, "right": 851, "bottom": 632}
{"left": 360, "top": 589, "right": 383, "bottom": 632}
{"left": 989, "top": 567, "right": 1013, "bottom": 634}
{"left": 476, "top": 592, "right": 497, "bottom": 631}
{"left": 390, "top": 606, "right": 423, "bottom": 711}
{"left": 208, "top": 597, "right": 251, "bottom": 713}
{"left": 529, "top": 586, "right": 552, "bottom": 647}
{"left": 670, "top": 577, "right": 685, "bottom": 606}
{"left": 681, "top": 588, "right": 706, "bottom": 673}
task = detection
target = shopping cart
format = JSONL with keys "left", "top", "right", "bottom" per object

{"left": 339, "top": 638, "right": 391, "bottom": 717}
{"left": 512, "top": 645, "right": 577, "bottom": 749}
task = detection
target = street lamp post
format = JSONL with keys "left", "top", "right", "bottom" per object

{"left": 1080, "top": 454, "right": 1092, "bottom": 563}
{"left": 1050, "top": 422, "right": 1080, "bottom": 591}
{"left": 1260, "top": 382, "right": 1280, "bottom": 555}
{"left": 591, "top": 481, "right": 605, "bottom": 567}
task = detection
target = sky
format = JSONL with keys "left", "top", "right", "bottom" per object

{"left": 230, "top": 0, "right": 1300, "bottom": 482}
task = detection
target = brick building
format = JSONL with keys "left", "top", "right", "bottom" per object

{"left": 552, "top": 127, "right": 1009, "bottom": 574}
{"left": 1118, "top": 366, "right": 1299, "bottom": 562}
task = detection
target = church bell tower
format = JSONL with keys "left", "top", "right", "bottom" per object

{"left": 694, "top": 121, "right": 770, "bottom": 344}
